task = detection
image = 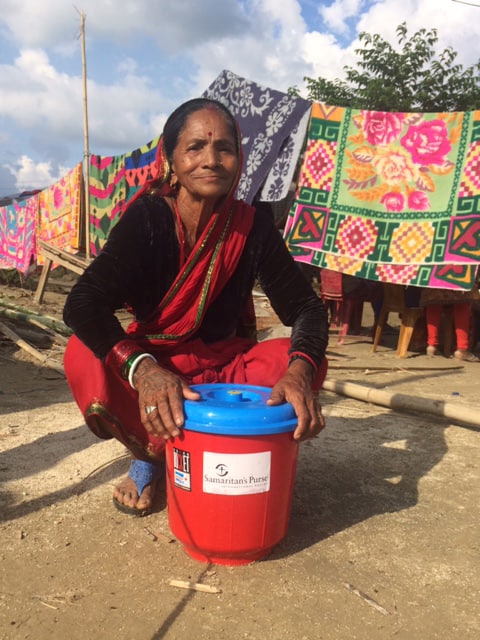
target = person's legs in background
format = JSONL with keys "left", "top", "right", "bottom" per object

{"left": 425, "top": 304, "right": 442, "bottom": 356}
{"left": 453, "top": 302, "right": 479, "bottom": 362}
{"left": 426, "top": 302, "right": 479, "bottom": 361}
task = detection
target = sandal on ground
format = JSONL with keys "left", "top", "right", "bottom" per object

{"left": 454, "top": 349, "right": 480, "bottom": 363}
{"left": 112, "top": 458, "right": 165, "bottom": 517}
{"left": 426, "top": 345, "right": 441, "bottom": 357}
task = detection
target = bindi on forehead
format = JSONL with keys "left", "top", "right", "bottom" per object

{"left": 208, "top": 131, "right": 212, "bottom": 137}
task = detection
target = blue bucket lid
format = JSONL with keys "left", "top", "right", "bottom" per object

{"left": 183, "top": 383, "right": 297, "bottom": 435}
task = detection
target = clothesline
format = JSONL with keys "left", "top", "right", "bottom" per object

{"left": 1, "top": 69, "right": 479, "bottom": 293}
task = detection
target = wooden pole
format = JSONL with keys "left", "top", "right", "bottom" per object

{"left": 77, "top": 9, "right": 91, "bottom": 260}
{"left": 323, "top": 377, "right": 480, "bottom": 428}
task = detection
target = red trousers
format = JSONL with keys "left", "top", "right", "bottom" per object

{"left": 425, "top": 302, "right": 471, "bottom": 351}
{"left": 64, "top": 335, "right": 328, "bottom": 461}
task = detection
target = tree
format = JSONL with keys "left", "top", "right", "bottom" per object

{"left": 302, "top": 23, "right": 480, "bottom": 111}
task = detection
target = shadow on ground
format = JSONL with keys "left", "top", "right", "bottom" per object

{"left": 273, "top": 408, "right": 447, "bottom": 558}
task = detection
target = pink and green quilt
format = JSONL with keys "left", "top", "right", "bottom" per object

{"left": 284, "top": 103, "right": 480, "bottom": 290}
{"left": 88, "top": 137, "right": 160, "bottom": 256}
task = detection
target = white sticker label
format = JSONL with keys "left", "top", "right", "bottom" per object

{"left": 203, "top": 451, "right": 271, "bottom": 495}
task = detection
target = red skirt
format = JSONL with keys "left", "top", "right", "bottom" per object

{"left": 64, "top": 335, "right": 328, "bottom": 461}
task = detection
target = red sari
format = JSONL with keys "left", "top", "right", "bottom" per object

{"left": 64, "top": 120, "right": 329, "bottom": 461}
{"left": 64, "top": 195, "right": 327, "bottom": 461}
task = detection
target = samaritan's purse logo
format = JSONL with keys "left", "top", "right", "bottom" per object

{"left": 203, "top": 452, "right": 271, "bottom": 496}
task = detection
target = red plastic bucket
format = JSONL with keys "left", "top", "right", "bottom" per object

{"left": 165, "top": 383, "right": 299, "bottom": 565}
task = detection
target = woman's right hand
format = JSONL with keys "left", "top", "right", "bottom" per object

{"left": 132, "top": 358, "right": 200, "bottom": 439}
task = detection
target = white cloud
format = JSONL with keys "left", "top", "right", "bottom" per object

{"left": 5, "top": 155, "right": 66, "bottom": 191}
{"left": 190, "top": 0, "right": 347, "bottom": 96}
{"left": 1, "top": 0, "right": 249, "bottom": 51}
{"left": 319, "top": 0, "right": 366, "bottom": 34}
{"left": 0, "top": 47, "right": 170, "bottom": 163}
{"left": 301, "top": 31, "right": 354, "bottom": 82}
{"left": 0, "top": 49, "right": 83, "bottom": 133}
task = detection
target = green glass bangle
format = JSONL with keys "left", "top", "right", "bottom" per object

{"left": 120, "top": 351, "right": 146, "bottom": 380}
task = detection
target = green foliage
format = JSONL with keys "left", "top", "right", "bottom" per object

{"left": 304, "top": 22, "right": 480, "bottom": 111}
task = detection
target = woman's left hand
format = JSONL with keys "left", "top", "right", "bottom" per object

{"left": 267, "top": 359, "right": 325, "bottom": 441}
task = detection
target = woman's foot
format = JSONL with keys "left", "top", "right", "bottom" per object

{"left": 426, "top": 345, "right": 441, "bottom": 357}
{"left": 112, "top": 458, "right": 165, "bottom": 517}
{"left": 454, "top": 349, "right": 480, "bottom": 363}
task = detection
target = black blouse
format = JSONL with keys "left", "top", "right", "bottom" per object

{"left": 63, "top": 195, "right": 329, "bottom": 364}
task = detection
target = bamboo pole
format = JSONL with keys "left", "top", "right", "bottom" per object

{"left": 0, "top": 300, "right": 71, "bottom": 335}
{"left": 77, "top": 8, "right": 91, "bottom": 260}
{"left": 323, "top": 377, "right": 480, "bottom": 428}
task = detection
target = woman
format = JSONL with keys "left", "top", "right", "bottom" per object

{"left": 63, "top": 98, "right": 329, "bottom": 516}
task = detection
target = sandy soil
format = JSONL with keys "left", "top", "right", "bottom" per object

{"left": 0, "top": 276, "right": 479, "bottom": 640}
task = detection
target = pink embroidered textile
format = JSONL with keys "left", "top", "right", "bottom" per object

{"left": 37, "top": 163, "right": 82, "bottom": 263}
{"left": 0, "top": 193, "right": 38, "bottom": 273}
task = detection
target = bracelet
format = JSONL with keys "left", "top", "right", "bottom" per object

{"left": 120, "top": 351, "right": 147, "bottom": 380}
{"left": 128, "top": 353, "right": 157, "bottom": 389}
{"left": 106, "top": 340, "right": 144, "bottom": 380}
{"left": 288, "top": 352, "right": 318, "bottom": 372}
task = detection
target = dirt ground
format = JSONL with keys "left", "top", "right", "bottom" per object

{"left": 0, "top": 274, "right": 479, "bottom": 640}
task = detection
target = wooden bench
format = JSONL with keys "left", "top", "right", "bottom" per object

{"left": 34, "top": 240, "right": 92, "bottom": 304}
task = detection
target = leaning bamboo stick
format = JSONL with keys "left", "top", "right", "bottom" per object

{"left": 0, "top": 321, "right": 64, "bottom": 375}
{"left": 0, "top": 301, "right": 71, "bottom": 335}
{"left": 0, "top": 308, "right": 69, "bottom": 344}
{"left": 323, "top": 377, "right": 480, "bottom": 427}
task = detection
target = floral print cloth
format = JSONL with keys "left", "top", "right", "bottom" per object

{"left": 0, "top": 192, "right": 38, "bottom": 273}
{"left": 285, "top": 103, "right": 480, "bottom": 291}
{"left": 203, "top": 69, "right": 311, "bottom": 203}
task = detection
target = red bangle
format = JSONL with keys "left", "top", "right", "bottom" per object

{"left": 105, "top": 340, "right": 144, "bottom": 380}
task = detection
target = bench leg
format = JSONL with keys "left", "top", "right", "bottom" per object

{"left": 33, "top": 258, "right": 53, "bottom": 304}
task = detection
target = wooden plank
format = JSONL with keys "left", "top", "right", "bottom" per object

{"left": 37, "top": 241, "right": 90, "bottom": 273}
{"left": 0, "top": 320, "right": 64, "bottom": 374}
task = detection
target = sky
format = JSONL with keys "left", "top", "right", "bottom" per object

{"left": 0, "top": 0, "right": 479, "bottom": 197}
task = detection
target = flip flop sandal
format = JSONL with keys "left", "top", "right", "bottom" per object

{"left": 113, "top": 458, "right": 165, "bottom": 517}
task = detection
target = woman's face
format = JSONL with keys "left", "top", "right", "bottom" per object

{"left": 170, "top": 108, "right": 239, "bottom": 205}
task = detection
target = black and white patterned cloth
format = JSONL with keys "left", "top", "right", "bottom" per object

{"left": 203, "top": 70, "right": 311, "bottom": 204}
